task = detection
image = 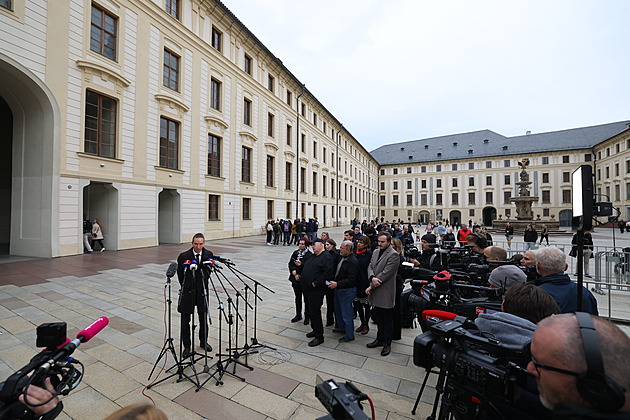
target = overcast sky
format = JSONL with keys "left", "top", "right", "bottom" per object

{"left": 225, "top": 0, "right": 630, "bottom": 152}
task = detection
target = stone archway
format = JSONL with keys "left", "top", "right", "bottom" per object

{"left": 449, "top": 210, "right": 462, "bottom": 226}
{"left": 482, "top": 206, "right": 497, "bottom": 227}
{"left": 0, "top": 53, "right": 59, "bottom": 257}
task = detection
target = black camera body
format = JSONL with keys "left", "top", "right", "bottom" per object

{"left": 315, "top": 376, "right": 370, "bottom": 420}
{"left": 413, "top": 319, "right": 530, "bottom": 419}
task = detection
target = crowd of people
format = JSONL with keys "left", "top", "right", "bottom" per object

{"left": 285, "top": 218, "right": 630, "bottom": 418}
{"left": 266, "top": 217, "right": 320, "bottom": 246}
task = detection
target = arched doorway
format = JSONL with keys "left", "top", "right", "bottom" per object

{"left": 482, "top": 207, "right": 497, "bottom": 227}
{"left": 354, "top": 208, "right": 359, "bottom": 221}
{"left": 418, "top": 210, "right": 430, "bottom": 224}
{"left": 158, "top": 189, "right": 181, "bottom": 244}
{"left": 83, "top": 182, "right": 119, "bottom": 251}
{"left": 0, "top": 53, "right": 59, "bottom": 257}
{"left": 559, "top": 209, "right": 573, "bottom": 227}
{"left": 449, "top": 210, "right": 462, "bottom": 226}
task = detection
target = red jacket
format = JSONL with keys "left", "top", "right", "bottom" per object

{"left": 457, "top": 228, "right": 472, "bottom": 244}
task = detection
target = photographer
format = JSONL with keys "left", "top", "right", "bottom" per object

{"left": 409, "top": 234, "right": 442, "bottom": 271}
{"left": 484, "top": 246, "right": 527, "bottom": 290}
{"left": 7, "top": 378, "right": 63, "bottom": 420}
{"left": 466, "top": 232, "right": 487, "bottom": 255}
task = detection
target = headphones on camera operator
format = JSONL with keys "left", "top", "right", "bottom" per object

{"left": 574, "top": 312, "right": 625, "bottom": 412}
{"left": 466, "top": 232, "right": 487, "bottom": 250}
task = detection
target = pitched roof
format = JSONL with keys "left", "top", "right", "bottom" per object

{"left": 370, "top": 120, "right": 630, "bottom": 165}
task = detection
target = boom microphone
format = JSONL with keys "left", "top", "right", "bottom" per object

{"left": 202, "top": 259, "right": 223, "bottom": 269}
{"left": 207, "top": 255, "right": 234, "bottom": 265}
{"left": 76, "top": 317, "right": 109, "bottom": 343}
{"left": 166, "top": 262, "right": 178, "bottom": 278}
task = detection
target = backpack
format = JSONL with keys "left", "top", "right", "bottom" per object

{"left": 83, "top": 219, "right": 92, "bottom": 233}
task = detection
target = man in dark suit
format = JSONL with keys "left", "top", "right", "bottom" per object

{"left": 366, "top": 232, "right": 400, "bottom": 356}
{"left": 177, "top": 233, "right": 214, "bottom": 358}
{"left": 328, "top": 240, "right": 358, "bottom": 343}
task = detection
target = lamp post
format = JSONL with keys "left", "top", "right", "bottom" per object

{"left": 336, "top": 125, "right": 342, "bottom": 227}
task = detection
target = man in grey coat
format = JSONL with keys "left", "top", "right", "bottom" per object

{"left": 366, "top": 232, "right": 400, "bottom": 356}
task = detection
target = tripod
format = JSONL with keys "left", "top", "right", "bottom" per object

{"left": 147, "top": 263, "right": 198, "bottom": 389}
{"left": 411, "top": 367, "right": 440, "bottom": 416}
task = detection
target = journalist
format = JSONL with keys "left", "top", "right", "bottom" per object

{"left": 527, "top": 313, "right": 630, "bottom": 417}
{"left": 409, "top": 234, "right": 442, "bottom": 271}
{"left": 328, "top": 240, "right": 358, "bottom": 343}
{"left": 466, "top": 232, "right": 487, "bottom": 254}
{"left": 484, "top": 246, "right": 526, "bottom": 290}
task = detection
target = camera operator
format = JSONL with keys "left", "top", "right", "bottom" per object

{"left": 484, "top": 246, "right": 527, "bottom": 290}
{"left": 532, "top": 247, "right": 598, "bottom": 315}
{"left": 466, "top": 232, "right": 487, "bottom": 254}
{"left": 442, "top": 227, "right": 456, "bottom": 247}
{"left": 520, "top": 250, "right": 540, "bottom": 282}
{"left": 12, "top": 378, "right": 63, "bottom": 420}
{"left": 409, "top": 233, "right": 442, "bottom": 271}
{"left": 527, "top": 313, "right": 630, "bottom": 418}
{"left": 396, "top": 224, "right": 414, "bottom": 248}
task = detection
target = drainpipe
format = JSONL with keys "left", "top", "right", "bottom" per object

{"left": 295, "top": 84, "right": 305, "bottom": 220}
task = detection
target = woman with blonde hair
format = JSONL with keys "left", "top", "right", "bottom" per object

{"left": 92, "top": 218, "right": 105, "bottom": 252}
{"left": 103, "top": 403, "right": 168, "bottom": 420}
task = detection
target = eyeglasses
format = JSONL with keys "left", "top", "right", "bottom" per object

{"left": 530, "top": 353, "right": 581, "bottom": 377}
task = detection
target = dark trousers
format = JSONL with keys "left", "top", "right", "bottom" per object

{"left": 307, "top": 290, "right": 326, "bottom": 339}
{"left": 291, "top": 281, "right": 309, "bottom": 317}
{"left": 334, "top": 288, "right": 356, "bottom": 340}
{"left": 283, "top": 231, "right": 291, "bottom": 245}
{"left": 373, "top": 306, "right": 393, "bottom": 345}
{"left": 181, "top": 307, "right": 208, "bottom": 349}
{"left": 266, "top": 231, "right": 272, "bottom": 243}
{"left": 354, "top": 300, "right": 371, "bottom": 326}
{"left": 325, "top": 289, "right": 335, "bottom": 325}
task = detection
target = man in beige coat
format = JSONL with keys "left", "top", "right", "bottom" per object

{"left": 366, "top": 232, "right": 400, "bottom": 356}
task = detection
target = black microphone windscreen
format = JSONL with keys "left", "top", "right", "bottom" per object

{"left": 166, "top": 262, "right": 178, "bottom": 278}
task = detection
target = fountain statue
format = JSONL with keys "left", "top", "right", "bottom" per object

{"left": 511, "top": 159, "right": 538, "bottom": 220}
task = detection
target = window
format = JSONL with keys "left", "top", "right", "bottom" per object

{"left": 301, "top": 103, "right": 306, "bottom": 117}
{"left": 420, "top": 194, "right": 427, "bottom": 206}
{"left": 243, "top": 98, "right": 252, "bottom": 126}
{"left": 211, "top": 26, "right": 222, "bottom": 52}
{"left": 615, "top": 184, "right": 620, "bottom": 201}
{"left": 313, "top": 140, "right": 317, "bottom": 158}
{"left": 627, "top": 160, "right": 630, "bottom": 174}
{"left": 300, "top": 167, "right": 306, "bottom": 192}
{"left": 266, "top": 155, "right": 275, "bottom": 187}
{"left": 504, "top": 191, "right": 511, "bottom": 204}
{"left": 393, "top": 195, "right": 399, "bottom": 206}
{"left": 267, "top": 113, "right": 274, "bottom": 137}
{"left": 301, "top": 134, "right": 306, "bottom": 153}
{"left": 452, "top": 178, "right": 458, "bottom": 188}
{"left": 542, "top": 190, "right": 550, "bottom": 204}
{"left": 486, "top": 176, "right": 492, "bottom": 186}
{"left": 615, "top": 163, "right": 620, "bottom": 177}
{"left": 503, "top": 160, "right": 510, "bottom": 168}
{"left": 323, "top": 175, "right": 327, "bottom": 196}
{"left": 542, "top": 157, "right": 549, "bottom": 165}
{"left": 562, "top": 190, "right": 571, "bottom": 203}
{"left": 452, "top": 193, "right": 459, "bottom": 206}
{"left": 208, "top": 195, "right": 220, "bottom": 220}
{"left": 436, "top": 193, "right": 443, "bottom": 206}
{"left": 241, "top": 146, "right": 251, "bottom": 182}
{"left": 312, "top": 172, "right": 318, "bottom": 194}
{"left": 268, "top": 74, "right": 275, "bottom": 93}
{"left": 286, "top": 90, "right": 292, "bottom": 106}
{"left": 285, "top": 162, "right": 292, "bottom": 190}
{"left": 313, "top": 113, "right": 317, "bottom": 126}
{"left": 468, "top": 193, "right": 475, "bottom": 205}
{"left": 542, "top": 173, "right": 549, "bottom": 183}
{"left": 244, "top": 54, "right": 252, "bottom": 75}
{"left": 606, "top": 166, "right": 610, "bottom": 178}
{"left": 393, "top": 168, "right": 398, "bottom": 175}
{"left": 159, "top": 117, "right": 178, "bottom": 169}
{"left": 1, "top": 0, "right": 12, "bottom": 10}
{"left": 407, "top": 167, "right": 412, "bottom": 174}
{"left": 505, "top": 209, "right": 511, "bottom": 217}
{"left": 323, "top": 147, "right": 327, "bottom": 163}
{"left": 452, "top": 164, "right": 457, "bottom": 171}
{"left": 243, "top": 198, "right": 251, "bottom": 220}
{"left": 267, "top": 200, "right": 274, "bottom": 220}
{"left": 207, "top": 134, "right": 220, "bottom": 177}
{"left": 393, "top": 210, "right": 398, "bottom": 217}
{"left": 486, "top": 161, "right": 492, "bottom": 169}
{"left": 85, "top": 90, "right": 116, "bottom": 158}
{"left": 627, "top": 183, "right": 630, "bottom": 200}
{"left": 504, "top": 175, "right": 510, "bottom": 184}
{"left": 380, "top": 196, "right": 386, "bottom": 206}
{"left": 165, "top": 0, "right": 179, "bottom": 19}
{"left": 90, "top": 5, "right": 117, "bottom": 60}
{"left": 407, "top": 194, "right": 413, "bottom": 206}
{"left": 163, "top": 49, "right": 179, "bottom": 91}
{"left": 563, "top": 155, "right": 570, "bottom": 163}
{"left": 562, "top": 172, "right": 570, "bottom": 183}
{"left": 210, "top": 78, "right": 221, "bottom": 111}
{"left": 436, "top": 165, "right": 441, "bottom": 172}
{"left": 585, "top": 153, "right": 592, "bottom": 162}
{"left": 380, "top": 169, "right": 385, "bottom": 176}
{"left": 380, "top": 182, "right": 385, "bottom": 190}
{"left": 286, "top": 125, "right": 292, "bottom": 146}
{"left": 543, "top": 208, "right": 550, "bottom": 217}
{"left": 393, "top": 181, "right": 398, "bottom": 190}
{"left": 421, "top": 166, "right": 426, "bottom": 173}
{"left": 469, "top": 177, "right": 475, "bottom": 187}
{"left": 407, "top": 180, "right": 412, "bottom": 189}
{"left": 436, "top": 179, "right": 442, "bottom": 188}
{"left": 469, "top": 209, "right": 475, "bottom": 217}
{"left": 469, "top": 163, "right": 475, "bottom": 170}
{"left": 421, "top": 179, "right": 427, "bottom": 188}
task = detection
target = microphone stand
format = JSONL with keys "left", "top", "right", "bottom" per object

{"left": 192, "top": 258, "right": 214, "bottom": 376}
{"left": 227, "top": 264, "right": 276, "bottom": 352}
{"left": 199, "top": 262, "right": 244, "bottom": 388}
{"left": 147, "top": 264, "right": 185, "bottom": 387}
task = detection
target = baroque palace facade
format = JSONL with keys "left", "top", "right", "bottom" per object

{"left": 0, "top": 0, "right": 379, "bottom": 257}
{"left": 0, "top": 0, "right": 628, "bottom": 258}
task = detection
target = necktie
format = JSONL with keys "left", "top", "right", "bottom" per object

{"left": 195, "top": 253, "right": 200, "bottom": 264}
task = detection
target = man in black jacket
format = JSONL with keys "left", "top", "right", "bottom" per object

{"left": 296, "top": 238, "right": 333, "bottom": 347}
{"left": 328, "top": 241, "right": 358, "bottom": 342}
{"left": 177, "top": 233, "right": 214, "bottom": 358}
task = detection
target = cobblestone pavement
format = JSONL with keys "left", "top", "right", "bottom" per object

{"left": 1, "top": 226, "right": 629, "bottom": 419}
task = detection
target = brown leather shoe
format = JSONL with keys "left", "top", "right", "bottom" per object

{"left": 361, "top": 325, "right": 370, "bottom": 335}
{"left": 355, "top": 325, "right": 364, "bottom": 333}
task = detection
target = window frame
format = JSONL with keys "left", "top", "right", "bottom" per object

{"left": 243, "top": 98, "right": 252, "bottom": 126}
{"left": 163, "top": 49, "right": 180, "bottom": 91}
{"left": 84, "top": 89, "right": 117, "bottom": 158}
{"left": 241, "top": 146, "right": 252, "bottom": 183}
{"left": 208, "top": 194, "right": 220, "bottom": 221}
{"left": 165, "top": 0, "right": 180, "bottom": 19}
{"left": 210, "top": 78, "right": 221, "bottom": 111}
{"left": 90, "top": 4, "right": 117, "bottom": 61}
{"left": 207, "top": 134, "right": 221, "bottom": 177}
{"left": 211, "top": 26, "right": 222, "bottom": 52}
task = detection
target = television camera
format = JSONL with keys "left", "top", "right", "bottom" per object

{"left": 315, "top": 375, "right": 372, "bottom": 420}
{"left": 413, "top": 317, "right": 530, "bottom": 420}
{"left": 0, "top": 317, "right": 109, "bottom": 420}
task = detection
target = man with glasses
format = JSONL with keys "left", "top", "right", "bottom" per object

{"left": 527, "top": 313, "right": 630, "bottom": 416}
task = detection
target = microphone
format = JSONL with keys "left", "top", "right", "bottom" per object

{"left": 166, "top": 262, "right": 177, "bottom": 278}
{"left": 208, "top": 255, "right": 234, "bottom": 265}
{"left": 202, "top": 259, "right": 223, "bottom": 269}
{"left": 422, "top": 310, "right": 458, "bottom": 321}
{"left": 76, "top": 317, "right": 109, "bottom": 343}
